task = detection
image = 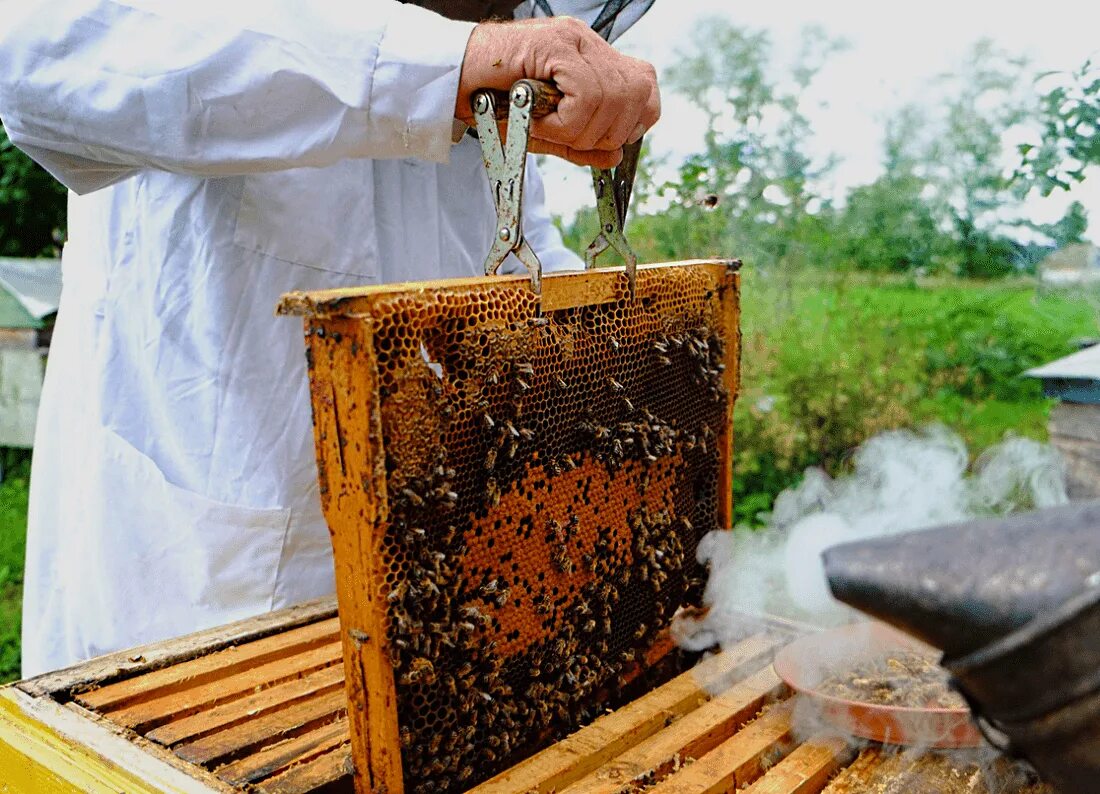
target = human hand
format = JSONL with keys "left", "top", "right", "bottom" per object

{"left": 455, "top": 16, "right": 660, "bottom": 168}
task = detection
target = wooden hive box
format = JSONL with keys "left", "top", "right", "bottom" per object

{"left": 0, "top": 600, "right": 1051, "bottom": 794}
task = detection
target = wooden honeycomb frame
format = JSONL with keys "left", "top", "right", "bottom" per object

{"left": 279, "top": 261, "right": 741, "bottom": 794}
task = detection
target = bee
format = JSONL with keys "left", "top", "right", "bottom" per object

{"left": 528, "top": 316, "right": 550, "bottom": 328}
{"left": 621, "top": 396, "right": 635, "bottom": 412}
{"left": 555, "top": 374, "right": 568, "bottom": 390}
{"left": 401, "top": 487, "right": 424, "bottom": 506}
{"left": 608, "top": 377, "right": 624, "bottom": 393}
{"left": 458, "top": 767, "right": 474, "bottom": 782}
{"left": 657, "top": 355, "right": 672, "bottom": 367}
{"left": 516, "top": 362, "right": 535, "bottom": 376}
{"left": 515, "top": 377, "right": 531, "bottom": 392}
{"left": 485, "top": 478, "right": 501, "bottom": 507}
{"left": 560, "top": 454, "right": 577, "bottom": 471}
{"left": 519, "top": 427, "right": 535, "bottom": 442}
{"left": 552, "top": 551, "right": 574, "bottom": 574}
{"left": 399, "top": 657, "right": 435, "bottom": 686}
{"left": 504, "top": 420, "right": 520, "bottom": 439}
{"left": 429, "top": 733, "right": 443, "bottom": 754}
{"left": 400, "top": 726, "right": 414, "bottom": 749}
{"left": 633, "top": 622, "right": 648, "bottom": 641}
{"left": 488, "top": 371, "right": 499, "bottom": 386}
{"left": 653, "top": 340, "right": 669, "bottom": 354}
{"left": 584, "top": 619, "right": 597, "bottom": 633}
{"left": 482, "top": 412, "right": 496, "bottom": 430}
{"left": 609, "top": 335, "right": 620, "bottom": 350}
{"left": 387, "top": 582, "right": 407, "bottom": 603}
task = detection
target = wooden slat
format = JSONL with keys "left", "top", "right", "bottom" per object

{"left": 0, "top": 687, "right": 232, "bottom": 793}
{"left": 252, "top": 746, "right": 353, "bottom": 794}
{"left": 114, "top": 640, "right": 341, "bottom": 733}
{"left": 741, "top": 737, "right": 854, "bottom": 794}
{"left": 645, "top": 704, "right": 794, "bottom": 794}
{"left": 20, "top": 598, "right": 337, "bottom": 700}
{"left": 147, "top": 662, "right": 345, "bottom": 746}
{"left": 276, "top": 261, "right": 736, "bottom": 318}
{"left": 214, "top": 720, "right": 349, "bottom": 787}
{"left": 472, "top": 633, "right": 784, "bottom": 794}
{"left": 174, "top": 689, "right": 346, "bottom": 767}
{"left": 819, "top": 749, "right": 886, "bottom": 793}
{"left": 557, "top": 667, "right": 786, "bottom": 794}
{"left": 75, "top": 618, "right": 340, "bottom": 713}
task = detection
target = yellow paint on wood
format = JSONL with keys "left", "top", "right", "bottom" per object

{"left": 0, "top": 688, "right": 218, "bottom": 794}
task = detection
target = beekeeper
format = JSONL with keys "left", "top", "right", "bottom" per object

{"left": 0, "top": 0, "right": 660, "bottom": 676}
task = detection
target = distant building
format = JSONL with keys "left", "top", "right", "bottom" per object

{"left": 0, "top": 258, "right": 61, "bottom": 448}
{"left": 1037, "top": 243, "right": 1100, "bottom": 286}
{"left": 1025, "top": 344, "right": 1100, "bottom": 500}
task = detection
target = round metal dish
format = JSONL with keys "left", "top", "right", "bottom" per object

{"left": 772, "top": 622, "right": 983, "bottom": 748}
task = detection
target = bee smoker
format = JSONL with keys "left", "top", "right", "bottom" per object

{"left": 821, "top": 500, "right": 1100, "bottom": 794}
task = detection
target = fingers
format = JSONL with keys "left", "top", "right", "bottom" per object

{"left": 528, "top": 139, "right": 624, "bottom": 169}
{"left": 456, "top": 17, "right": 661, "bottom": 165}
{"left": 528, "top": 21, "right": 660, "bottom": 154}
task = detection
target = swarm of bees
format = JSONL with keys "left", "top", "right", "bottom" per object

{"left": 375, "top": 306, "right": 727, "bottom": 793}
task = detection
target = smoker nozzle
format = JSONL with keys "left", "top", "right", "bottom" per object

{"left": 822, "top": 500, "right": 1100, "bottom": 659}
{"left": 822, "top": 500, "right": 1100, "bottom": 794}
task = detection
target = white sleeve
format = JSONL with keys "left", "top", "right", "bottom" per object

{"left": 0, "top": 0, "right": 475, "bottom": 194}
{"left": 522, "top": 155, "right": 583, "bottom": 273}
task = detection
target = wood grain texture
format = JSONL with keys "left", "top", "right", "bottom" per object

{"left": 111, "top": 641, "right": 342, "bottom": 735}
{"left": 253, "top": 746, "right": 354, "bottom": 794}
{"left": 173, "top": 689, "right": 346, "bottom": 767}
{"left": 470, "top": 633, "right": 783, "bottom": 794}
{"left": 0, "top": 687, "right": 230, "bottom": 794}
{"left": 556, "top": 667, "right": 786, "bottom": 794}
{"left": 740, "top": 736, "right": 853, "bottom": 794}
{"left": 305, "top": 316, "right": 403, "bottom": 794}
{"left": 145, "top": 660, "right": 345, "bottom": 747}
{"left": 645, "top": 704, "right": 795, "bottom": 794}
{"left": 20, "top": 598, "right": 337, "bottom": 701}
{"left": 213, "top": 719, "right": 350, "bottom": 787}
{"left": 277, "top": 261, "right": 740, "bottom": 318}
{"left": 75, "top": 619, "right": 339, "bottom": 714}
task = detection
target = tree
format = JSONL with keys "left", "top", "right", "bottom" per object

{"left": 1018, "top": 60, "right": 1100, "bottom": 195}
{"left": 833, "top": 106, "right": 947, "bottom": 273}
{"left": 643, "top": 21, "right": 846, "bottom": 269}
{"left": 0, "top": 123, "right": 67, "bottom": 257}
{"left": 922, "top": 41, "right": 1036, "bottom": 277}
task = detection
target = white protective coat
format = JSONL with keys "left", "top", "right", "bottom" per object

{"left": 0, "top": 0, "right": 602, "bottom": 676}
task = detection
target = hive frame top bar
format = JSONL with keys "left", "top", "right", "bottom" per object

{"left": 277, "top": 259, "right": 741, "bottom": 318}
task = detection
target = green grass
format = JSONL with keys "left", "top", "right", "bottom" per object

{"left": 0, "top": 461, "right": 28, "bottom": 683}
{"left": 733, "top": 270, "right": 1098, "bottom": 523}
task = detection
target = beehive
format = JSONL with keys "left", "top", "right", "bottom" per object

{"left": 278, "top": 261, "right": 740, "bottom": 794}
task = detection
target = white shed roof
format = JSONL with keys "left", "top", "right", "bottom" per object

{"left": 1025, "top": 344, "right": 1100, "bottom": 381}
{"left": 0, "top": 257, "right": 62, "bottom": 319}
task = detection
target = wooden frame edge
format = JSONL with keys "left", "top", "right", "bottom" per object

{"left": 20, "top": 598, "right": 338, "bottom": 700}
{"left": 0, "top": 687, "right": 231, "bottom": 794}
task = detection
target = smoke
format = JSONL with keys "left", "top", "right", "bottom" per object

{"left": 677, "top": 425, "right": 1068, "bottom": 645}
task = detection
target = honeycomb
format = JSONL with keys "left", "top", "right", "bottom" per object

{"left": 295, "top": 263, "right": 739, "bottom": 793}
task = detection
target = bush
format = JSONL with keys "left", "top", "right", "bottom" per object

{"left": 0, "top": 123, "right": 67, "bottom": 256}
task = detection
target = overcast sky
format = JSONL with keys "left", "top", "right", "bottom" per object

{"left": 539, "top": 0, "right": 1100, "bottom": 242}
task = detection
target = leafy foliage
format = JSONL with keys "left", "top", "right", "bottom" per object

{"left": 0, "top": 123, "right": 67, "bottom": 256}
{"left": 1018, "top": 60, "right": 1100, "bottom": 195}
{"left": 0, "top": 454, "right": 29, "bottom": 683}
